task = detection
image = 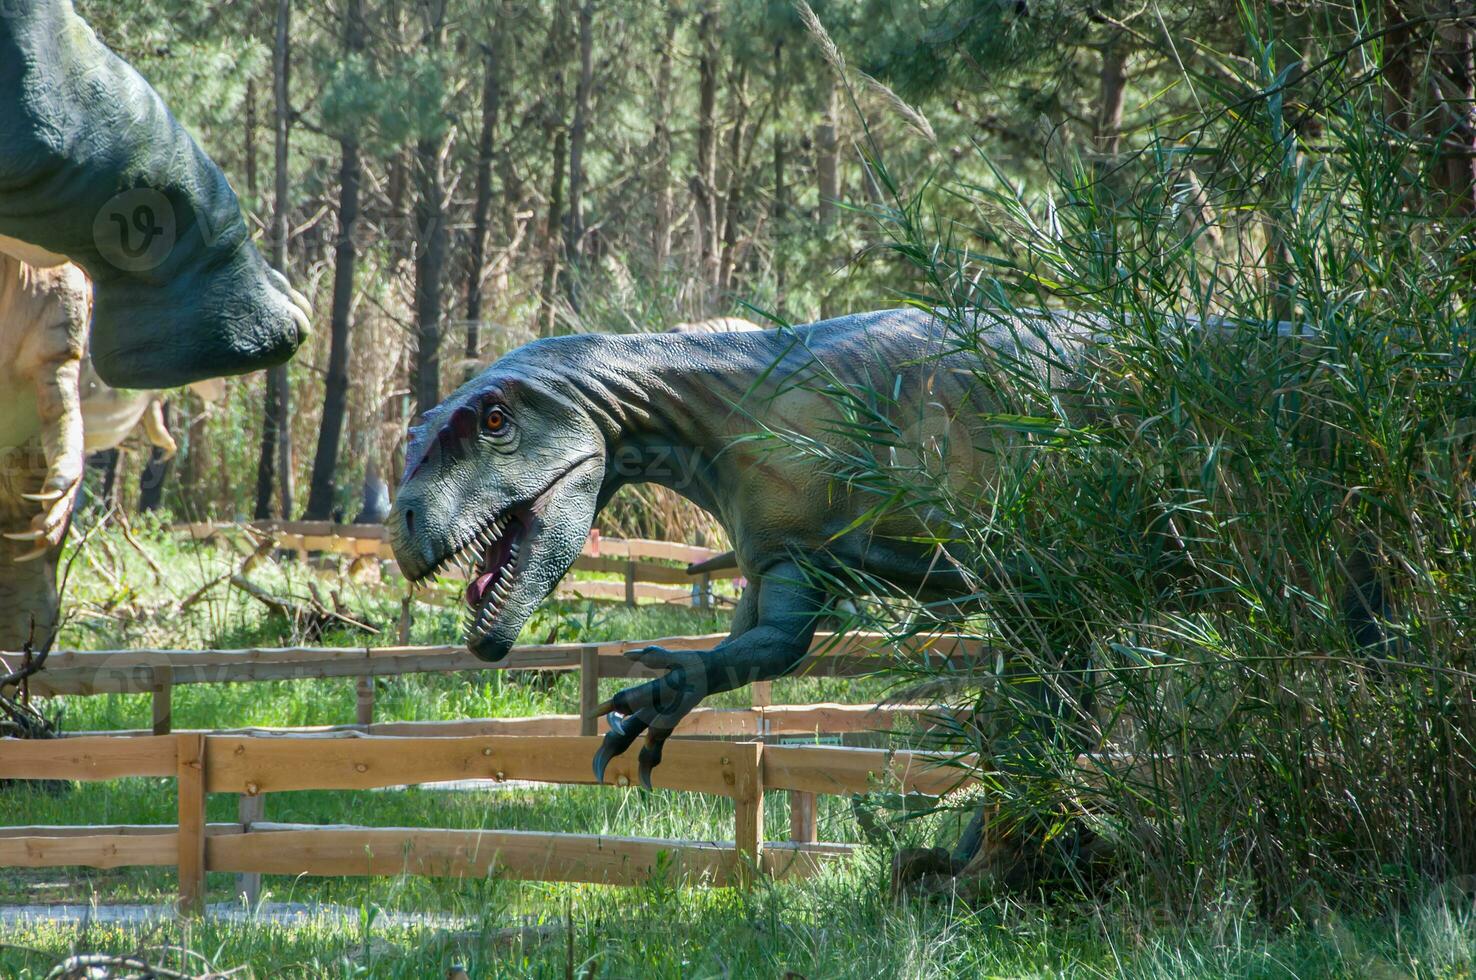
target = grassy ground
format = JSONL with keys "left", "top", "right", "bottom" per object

{"left": 3, "top": 525, "right": 1473, "bottom": 977}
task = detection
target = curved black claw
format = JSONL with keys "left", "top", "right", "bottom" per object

{"left": 593, "top": 710, "right": 649, "bottom": 783}
{"left": 636, "top": 726, "right": 676, "bottom": 789}
{"left": 590, "top": 645, "right": 718, "bottom": 785}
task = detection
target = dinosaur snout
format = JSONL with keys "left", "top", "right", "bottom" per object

{"left": 388, "top": 501, "right": 438, "bottom": 582}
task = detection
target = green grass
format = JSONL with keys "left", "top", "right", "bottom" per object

{"left": 3, "top": 872, "right": 1475, "bottom": 978}
{"left": 7, "top": 528, "right": 1472, "bottom": 977}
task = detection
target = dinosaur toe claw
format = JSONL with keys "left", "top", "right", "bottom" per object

{"left": 12, "top": 543, "right": 49, "bottom": 563}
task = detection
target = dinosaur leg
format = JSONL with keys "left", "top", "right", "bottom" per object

{"left": 592, "top": 562, "right": 821, "bottom": 786}
{"left": 0, "top": 448, "right": 62, "bottom": 652}
{"left": 139, "top": 399, "right": 178, "bottom": 460}
{"left": 3, "top": 350, "right": 84, "bottom": 563}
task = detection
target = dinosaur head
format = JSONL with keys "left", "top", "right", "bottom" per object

{"left": 0, "top": 0, "right": 309, "bottom": 390}
{"left": 389, "top": 354, "right": 606, "bottom": 661}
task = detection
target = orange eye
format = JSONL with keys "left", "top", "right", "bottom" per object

{"left": 485, "top": 406, "right": 507, "bottom": 434}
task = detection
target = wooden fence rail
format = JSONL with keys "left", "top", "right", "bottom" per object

{"left": 5, "top": 631, "right": 986, "bottom": 736}
{"left": 176, "top": 521, "right": 740, "bottom": 607}
{"left": 0, "top": 733, "right": 973, "bottom": 912}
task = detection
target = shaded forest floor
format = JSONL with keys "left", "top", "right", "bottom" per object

{"left": 2, "top": 525, "right": 1473, "bottom": 977}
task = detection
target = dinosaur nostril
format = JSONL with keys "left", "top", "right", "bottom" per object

{"left": 404, "top": 508, "right": 416, "bottom": 534}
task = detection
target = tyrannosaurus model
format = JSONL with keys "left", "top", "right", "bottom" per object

{"left": 389, "top": 308, "right": 1080, "bottom": 783}
{"left": 390, "top": 306, "right": 1388, "bottom": 850}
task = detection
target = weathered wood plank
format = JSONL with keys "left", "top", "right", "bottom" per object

{"left": 0, "top": 833, "right": 177, "bottom": 869}
{"left": 207, "top": 827, "right": 737, "bottom": 886}
{"left": 761, "top": 840, "right": 855, "bottom": 879}
{"left": 762, "top": 746, "right": 974, "bottom": 797}
{"left": 176, "top": 733, "right": 206, "bottom": 915}
{"left": 789, "top": 792, "right": 818, "bottom": 843}
{"left": 203, "top": 735, "right": 741, "bottom": 796}
{"left": 579, "top": 647, "right": 599, "bottom": 737}
{"left": 733, "top": 742, "right": 764, "bottom": 885}
{"left": 62, "top": 704, "right": 937, "bottom": 742}
{"left": 0, "top": 735, "right": 176, "bottom": 780}
{"left": 0, "top": 823, "right": 241, "bottom": 839}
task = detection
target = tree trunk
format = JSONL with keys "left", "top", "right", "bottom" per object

{"left": 138, "top": 402, "right": 172, "bottom": 513}
{"left": 1094, "top": 41, "right": 1128, "bottom": 157}
{"left": 538, "top": 122, "right": 567, "bottom": 338}
{"left": 719, "top": 66, "right": 749, "bottom": 293}
{"left": 652, "top": 3, "right": 678, "bottom": 268}
{"left": 1432, "top": 19, "right": 1476, "bottom": 215}
{"left": 693, "top": 1, "right": 719, "bottom": 287}
{"left": 97, "top": 448, "right": 125, "bottom": 514}
{"left": 565, "top": 0, "right": 595, "bottom": 263}
{"left": 413, "top": 1, "right": 450, "bottom": 417}
{"left": 464, "top": 39, "right": 501, "bottom": 379}
{"left": 1383, "top": 0, "right": 1417, "bottom": 133}
{"left": 244, "top": 79, "right": 258, "bottom": 202}
{"left": 816, "top": 79, "right": 839, "bottom": 228}
{"left": 772, "top": 40, "right": 786, "bottom": 316}
{"left": 772, "top": 41, "right": 786, "bottom": 221}
{"left": 254, "top": 0, "right": 292, "bottom": 520}
{"left": 304, "top": 0, "right": 363, "bottom": 521}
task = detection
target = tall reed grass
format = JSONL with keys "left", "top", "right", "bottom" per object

{"left": 784, "top": 10, "right": 1476, "bottom": 917}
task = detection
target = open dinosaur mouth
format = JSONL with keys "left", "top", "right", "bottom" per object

{"left": 460, "top": 512, "right": 527, "bottom": 644}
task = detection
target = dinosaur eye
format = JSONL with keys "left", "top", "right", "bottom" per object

{"left": 484, "top": 405, "right": 509, "bottom": 436}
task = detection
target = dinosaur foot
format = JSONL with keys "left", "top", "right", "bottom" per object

{"left": 890, "top": 815, "right": 1119, "bottom": 903}
{"left": 589, "top": 646, "right": 718, "bottom": 788}
{"left": 3, "top": 475, "right": 79, "bottom": 562}
{"left": 890, "top": 847, "right": 974, "bottom": 901}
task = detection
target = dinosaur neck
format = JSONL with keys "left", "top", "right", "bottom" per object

{"left": 551, "top": 332, "right": 785, "bottom": 516}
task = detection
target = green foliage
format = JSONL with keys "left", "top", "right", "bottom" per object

{"left": 766, "top": 4, "right": 1476, "bottom": 918}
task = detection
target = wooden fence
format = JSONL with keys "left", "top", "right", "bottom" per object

{"left": 177, "top": 521, "right": 739, "bottom": 607}
{"left": 13, "top": 631, "right": 984, "bottom": 736}
{"left": 0, "top": 732, "right": 972, "bottom": 913}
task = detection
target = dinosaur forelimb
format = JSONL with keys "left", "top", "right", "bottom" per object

{"left": 593, "top": 564, "right": 820, "bottom": 787}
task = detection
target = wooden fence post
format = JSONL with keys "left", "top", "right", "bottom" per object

{"left": 151, "top": 665, "right": 173, "bottom": 735}
{"left": 733, "top": 741, "right": 764, "bottom": 886}
{"left": 789, "top": 792, "right": 817, "bottom": 844}
{"left": 176, "top": 733, "right": 206, "bottom": 915}
{"left": 355, "top": 675, "right": 375, "bottom": 727}
{"left": 624, "top": 561, "right": 637, "bottom": 606}
{"left": 750, "top": 681, "right": 772, "bottom": 708}
{"left": 398, "top": 595, "right": 413, "bottom": 645}
{"left": 236, "top": 792, "right": 265, "bottom": 906}
{"left": 579, "top": 646, "right": 600, "bottom": 737}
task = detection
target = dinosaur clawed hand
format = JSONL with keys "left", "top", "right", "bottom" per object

{"left": 590, "top": 646, "right": 716, "bottom": 789}
{"left": 4, "top": 473, "right": 81, "bottom": 562}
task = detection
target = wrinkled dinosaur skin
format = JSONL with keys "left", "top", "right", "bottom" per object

{"left": 665, "top": 316, "right": 764, "bottom": 334}
{"left": 0, "top": 253, "right": 88, "bottom": 651}
{"left": 0, "top": 0, "right": 308, "bottom": 388}
{"left": 390, "top": 308, "right": 1092, "bottom": 785}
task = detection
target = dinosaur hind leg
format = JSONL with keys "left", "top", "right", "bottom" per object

{"left": 0, "top": 450, "right": 63, "bottom": 653}
{"left": 0, "top": 546, "right": 59, "bottom": 653}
